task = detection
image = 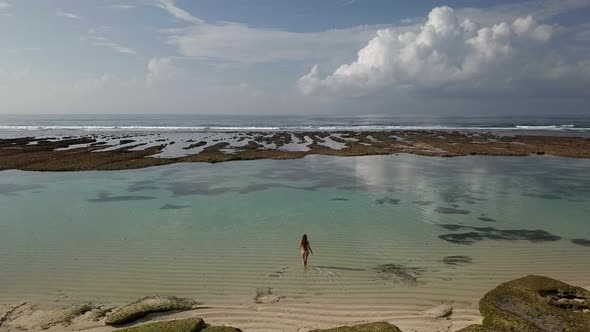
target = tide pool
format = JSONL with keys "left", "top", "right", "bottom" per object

{"left": 1, "top": 154, "right": 589, "bottom": 331}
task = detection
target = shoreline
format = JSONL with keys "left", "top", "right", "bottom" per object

{"left": 1, "top": 130, "right": 590, "bottom": 172}
{"left": 1, "top": 275, "right": 588, "bottom": 331}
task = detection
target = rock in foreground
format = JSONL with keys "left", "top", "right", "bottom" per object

{"left": 117, "top": 318, "right": 205, "bottom": 332}
{"left": 39, "top": 304, "right": 93, "bottom": 329}
{"left": 458, "top": 275, "right": 590, "bottom": 332}
{"left": 309, "top": 322, "right": 402, "bottom": 332}
{"left": 105, "top": 296, "right": 197, "bottom": 325}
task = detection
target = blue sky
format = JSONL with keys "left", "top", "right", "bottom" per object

{"left": 1, "top": 0, "right": 589, "bottom": 114}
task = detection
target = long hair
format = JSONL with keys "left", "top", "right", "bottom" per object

{"left": 300, "top": 234, "right": 309, "bottom": 246}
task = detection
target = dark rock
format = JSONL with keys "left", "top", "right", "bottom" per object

{"left": 183, "top": 141, "right": 207, "bottom": 150}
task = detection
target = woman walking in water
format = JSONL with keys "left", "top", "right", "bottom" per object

{"left": 299, "top": 234, "right": 313, "bottom": 268}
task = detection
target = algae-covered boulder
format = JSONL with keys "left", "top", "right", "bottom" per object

{"left": 202, "top": 326, "right": 244, "bottom": 332}
{"left": 117, "top": 318, "right": 205, "bottom": 332}
{"left": 309, "top": 322, "right": 402, "bottom": 332}
{"left": 105, "top": 296, "right": 197, "bottom": 325}
{"left": 458, "top": 275, "right": 590, "bottom": 332}
{"left": 38, "top": 304, "right": 93, "bottom": 329}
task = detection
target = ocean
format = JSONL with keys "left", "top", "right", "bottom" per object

{"left": 0, "top": 114, "right": 589, "bottom": 135}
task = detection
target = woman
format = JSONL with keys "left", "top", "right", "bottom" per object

{"left": 299, "top": 234, "right": 313, "bottom": 268}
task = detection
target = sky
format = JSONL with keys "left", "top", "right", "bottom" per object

{"left": 0, "top": 0, "right": 589, "bottom": 115}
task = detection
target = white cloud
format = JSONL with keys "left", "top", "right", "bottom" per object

{"left": 154, "top": 0, "right": 385, "bottom": 64}
{"left": 108, "top": 4, "right": 136, "bottom": 10}
{"left": 298, "top": 6, "right": 590, "bottom": 97}
{"left": 168, "top": 23, "right": 383, "bottom": 63}
{"left": 80, "top": 29, "right": 136, "bottom": 54}
{"left": 56, "top": 10, "right": 82, "bottom": 20}
{"left": 0, "top": 1, "right": 10, "bottom": 10}
{"left": 146, "top": 57, "right": 182, "bottom": 86}
{"left": 154, "top": 0, "right": 202, "bottom": 24}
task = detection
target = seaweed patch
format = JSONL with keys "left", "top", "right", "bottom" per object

{"left": 571, "top": 238, "right": 590, "bottom": 247}
{"left": 442, "top": 255, "right": 473, "bottom": 265}
{"left": 373, "top": 264, "right": 426, "bottom": 284}
{"left": 88, "top": 192, "right": 156, "bottom": 202}
{"left": 438, "top": 224, "right": 561, "bottom": 245}
{"left": 435, "top": 207, "right": 470, "bottom": 214}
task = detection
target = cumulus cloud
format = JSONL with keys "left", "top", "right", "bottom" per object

{"left": 146, "top": 57, "right": 182, "bottom": 86}
{"left": 298, "top": 6, "right": 590, "bottom": 97}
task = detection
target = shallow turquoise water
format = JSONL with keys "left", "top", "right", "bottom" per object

{"left": 1, "top": 154, "right": 589, "bottom": 329}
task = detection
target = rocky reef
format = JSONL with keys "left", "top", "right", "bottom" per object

{"left": 2, "top": 130, "right": 590, "bottom": 171}
{"left": 458, "top": 275, "right": 590, "bottom": 332}
{"left": 105, "top": 296, "right": 197, "bottom": 325}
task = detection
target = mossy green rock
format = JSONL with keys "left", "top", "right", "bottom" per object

{"left": 39, "top": 304, "right": 93, "bottom": 329}
{"left": 117, "top": 318, "right": 205, "bottom": 332}
{"left": 309, "top": 322, "right": 402, "bottom": 332}
{"left": 458, "top": 275, "right": 590, "bottom": 332}
{"left": 105, "top": 296, "right": 197, "bottom": 325}
{"left": 201, "top": 326, "right": 243, "bottom": 332}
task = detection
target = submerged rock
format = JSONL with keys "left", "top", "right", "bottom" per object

{"left": 442, "top": 255, "right": 473, "bottom": 266}
{"left": 424, "top": 304, "right": 453, "bottom": 318}
{"left": 373, "top": 264, "right": 426, "bottom": 284}
{"left": 117, "top": 318, "right": 205, "bottom": 332}
{"left": 105, "top": 296, "right": 197, "bottom": 325}
{"left": 254, "top": 287, "right": 284, "bottom": 304}
{"left": 309, "top": 322, "right": 402, "bottom": 331}
{"left": 458, "top": 275, "right": 590, "bottom": 331}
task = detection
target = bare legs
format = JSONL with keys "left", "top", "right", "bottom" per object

{"left": 301, "top": 251, "right": 310, "bottom": 268}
